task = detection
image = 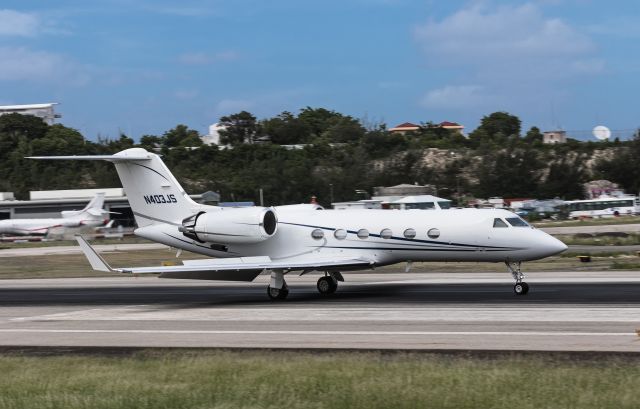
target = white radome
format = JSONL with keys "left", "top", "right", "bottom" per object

{"left": 593, "top": 125, "right": 611, "bottom": 140}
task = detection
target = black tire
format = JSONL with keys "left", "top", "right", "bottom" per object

{"left": 514, "top": 282, "right": 529, "bottom": 295}
{"left": 317, "top": 276, "right": 338, "bottom": 295}
{"left": 267, "top": 285, "right": 289, "bottom": 300}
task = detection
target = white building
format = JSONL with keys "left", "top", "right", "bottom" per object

{"left": 387, "top": 195, "right": 452, "bottom": 210}
{"left": 332, "top": 200, "right": 383, "bottom": 210}
{"left": 332, "top": 195, "right": 452, "bottom": 210}
{"left": 29, "top": 188, "right": 125, "bottom": 201}
{"left": 201, "top": 123, "right": 226, "bottom": 145}
{"left": 0, "top": 103, "right": 60, "bottom": 125}
{"left": 543, "top": 130, "right": 567, "bottom": 144}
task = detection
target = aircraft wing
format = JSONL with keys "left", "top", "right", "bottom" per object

{"left": 75, "top": 235, "right": 374, "bottom": 281}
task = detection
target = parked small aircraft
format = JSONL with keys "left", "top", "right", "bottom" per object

{"left": 0, "top": 193, "right": 110, "bottom": 236}
{"left": 30, "top": 148, "right": 567, "bottom": 299}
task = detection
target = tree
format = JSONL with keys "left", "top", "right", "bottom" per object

{"left": 595, "top": 130, "right": 640, "bottom": 194}
{"left": 31, "top": 124, "right": 85, "bottom": 155}
{"left": 321, "top": 117, "right": 365, "bottom": 143}
{"left": 361, "top": 129, "right": 408, "bottom": 158}
{"left": 218, "top": 111, "right": 260, "bottom": 145}
{"left": 162, "top": 125, "right": 202, "bottom": 148}
{"left": 540, "top": 157, "right": 586, "bottom": 199}
{"left": 298, "top": 107, "right": 342, "bottom": 138}
{"left": 523, "top": 126, "right": 543, "bottom": 144}
{"left": 0, "top": 114, "right": 49, "bottom": 159}
{"left": 0, "top": 113, "right": 48, "bottom": 141}
{"left": 477, "top": 112, "right": 521, "bottom": 139}
{"left": 474, "top": 143, "right": 542, "bottom": 198}
{"left": 107, "top": 134, "right": 135, "bottom": 151}
{"left": 139, "top": 134, "right": 162, "bottom": 150}
{"left": 261, "top": 111, "right": 310, "bottom": 145}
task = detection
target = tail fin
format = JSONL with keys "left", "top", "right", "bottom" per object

{"left": 61, "top": 192, "right": 106, "bottom": 218}
{"left": 29, "top": 148, "right": 201, "bottom": 227}
{"left": 81, "top": 192, "right": 105, "bottom": 213}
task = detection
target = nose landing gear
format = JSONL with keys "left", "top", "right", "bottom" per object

{"left": 505, "top": 261, "right": 529, "bottom": 295}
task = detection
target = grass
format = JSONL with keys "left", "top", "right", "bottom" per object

{"left": 610, "top": 261, "right": 640, "bottom": 270}
{"left": 0, "top": 248, "right": 207, "bottom": 279}
{"left": 0, "top": 236, "right": 152, "bottom": 250}
{"left": 534, "top": 215, "right": 640, "bottom": 228}
{"left": 554, "top": 233, "right": 640, "bottom": 246}
{"left": 0, "top": 350, "right": 638, "bottom": 409}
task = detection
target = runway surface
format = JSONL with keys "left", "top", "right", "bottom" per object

{"left": 1, "top": 272, "right": 639, "bottom": 352}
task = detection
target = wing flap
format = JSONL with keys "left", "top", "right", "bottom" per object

{"left": 75, "top": 235, "right": 373, "bottom": 281}
{"left": 122, "top": 256, "right": 373, "bottom": 274}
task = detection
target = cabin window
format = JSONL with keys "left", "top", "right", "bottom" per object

{"left": 493, "top": 218, "right": 508, "bottom": 228}
{"left": 427, "top": 228, "right": 440, "bottom": 239}
{"left": 403, "top": 228, "right": 416, "bottom": 239}
{"left": 380, "top": 228, "right": 392, "bottom": 239}
{"left": 406, "top": 202, "right": 435, "bottom": 210}
{"left": 506, "top": 217, "right": 529, "bottom": 227}
{"left": 334, "top": 229, "right": 347, "bottom": 240}
{"left": 357, "top": 229, "right": 369, "bottom": 239}
{"left": 311, "top": 229, "right": 324, "bottom": 239}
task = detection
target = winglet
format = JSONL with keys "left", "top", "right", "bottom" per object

{"left": 75, "top": 235, "right": 116, "bottom": 272}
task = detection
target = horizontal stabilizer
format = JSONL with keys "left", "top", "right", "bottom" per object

{"left": 27, "top": 153, "right": 150, "bottom": 162}
{"left": 75, "top": 235, "right": 113, "bottom": 272}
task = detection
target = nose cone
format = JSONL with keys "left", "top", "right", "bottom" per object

{"left": 543, "top": 235, "right": 568, "bottom": 256}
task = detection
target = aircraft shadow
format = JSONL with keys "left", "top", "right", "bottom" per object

{"left": 1, "top": 282, "right": 639, "bottom": 307}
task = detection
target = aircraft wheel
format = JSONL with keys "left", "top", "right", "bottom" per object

{"left": 267, "top": 285, "right": 289, "bottom": 300}
{"left": 514, "top": 282, "right": 529, "bottom": 295}
{"left": 317, "top": 276, "right": 338, "bottom": 295}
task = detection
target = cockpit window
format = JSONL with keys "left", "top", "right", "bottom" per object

{"left": 506, "top": 217, "right": 529, "bottom": 227}
{"left": 493, "top": 218, "right": 508, "bottom": 228}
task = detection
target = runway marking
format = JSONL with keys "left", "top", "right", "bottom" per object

{"left": 0, "top": 329, "right": 635, "bottom": 337}
{"left": 10, "top": 306, "right": 640, "bottom": 323}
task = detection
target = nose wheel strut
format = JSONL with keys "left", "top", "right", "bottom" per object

{"left": 505, "top": 261, "right": 529, "bottom": 295}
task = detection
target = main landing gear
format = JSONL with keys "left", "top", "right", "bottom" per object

{"left": 266, "top": 271, "right": 345, "bottom": 300}
{"left": 267, "top": 270, "right": 289, "bottom": 300}
{"left": 505, "top": 261, "right": 529, "bottom": 295}
{"left": 317, "top": 272, "right": 344, "bottom": 296}
{"left": 317, "top": 276, "right": 338, "bottom": 295}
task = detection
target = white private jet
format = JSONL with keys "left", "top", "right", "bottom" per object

{"left": 0, "top": 193, "right": 110, "bottom": 236}
{"left": 30, "top": 148, "right": 567, "bottom": 299}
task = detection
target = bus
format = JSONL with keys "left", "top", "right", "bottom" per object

{"left": 564, "top": 196, "right": 639, "bottom": 219}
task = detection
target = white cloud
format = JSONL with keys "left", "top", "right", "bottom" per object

{"left": 414, "top": 3, "right": 604, "bottom": 116}
{"left": 177, "top": 51, "right": 240, "bottom": 65}
{"left": 0, "top": 47, "right": 90, "bottom": 85}
{"left": 0, "top": 9, "right": 39, "bottom": 36}
{"left": 421, "top": 85, "right": 500, "bottom": 109}
{"left": 414, "top": 3, "right": 601, "bottom": 79}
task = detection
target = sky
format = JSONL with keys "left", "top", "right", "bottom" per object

{"left": 0, "top": 0, "right": 638, "bottom": 141}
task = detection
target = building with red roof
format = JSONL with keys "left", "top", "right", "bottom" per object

{"left": 389, "top": 122, "right": 421, "bottom": 134}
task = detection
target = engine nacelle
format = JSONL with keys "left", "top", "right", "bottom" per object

{"left": 179, "top": 207, "right": 278, "bottom": 244}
